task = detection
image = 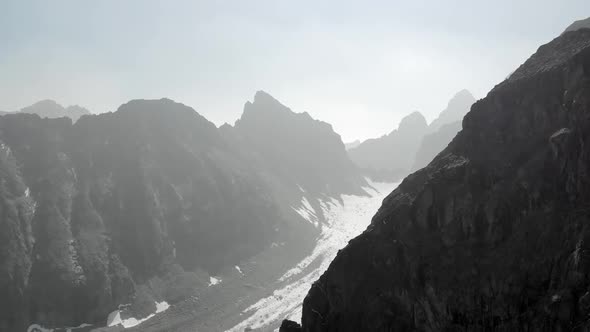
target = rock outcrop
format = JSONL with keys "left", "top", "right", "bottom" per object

{"left": 348, "top": 112, "right": 428, "bottom": 181}
{"left": 295, "top": 25, "right": 590, "bottom": 331}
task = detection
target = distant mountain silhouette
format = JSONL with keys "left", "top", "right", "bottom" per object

{"left": 348, "top": 111, "right": 428, "bottom": 181}
{"left": 426, "top": 89, "right": 475, "bottom": 133}
{"left": 19, "top": 99, "right": 91, "bottom": 122}
{"left": 411, "top": 90, "right": 475, "bottom": 170}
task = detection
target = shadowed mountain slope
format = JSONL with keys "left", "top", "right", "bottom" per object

{"left": 288, "top": 24, "right": 590, "bottom": 332}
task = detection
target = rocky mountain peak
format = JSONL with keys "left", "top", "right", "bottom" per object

{"left": 397, "top": 111, "right": 427, "bottom": 134}
{"left": 235, "top": 91, "right": 366, "bottom": 196}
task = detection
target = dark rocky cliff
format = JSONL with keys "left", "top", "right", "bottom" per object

{"left": 291, "top": 27, "right": 590, "bottom": 332}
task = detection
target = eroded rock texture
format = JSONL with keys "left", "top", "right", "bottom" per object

{"left": 298, "top": 28, "right": 590, "bottom": 332}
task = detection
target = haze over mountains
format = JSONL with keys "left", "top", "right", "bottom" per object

{"left": 348, "top": 89, "right": 476, "bottom": 181}
{"left": 1, "top": 6, "right": 590, "bottom": 332}
{"left": 0, "top": 92, "right": 365, "bottom": 331}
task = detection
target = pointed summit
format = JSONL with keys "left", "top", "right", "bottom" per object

{"left": 235, "top": 91, "right": 366, "bottom": 195}
{"left": 428, "top": 89, "right": 475, "bottom": 132}
{"left": 348, "top": 110, "right": 428, "bottom": 181}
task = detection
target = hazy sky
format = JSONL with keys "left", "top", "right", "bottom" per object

{"left": 1, "top": 1, "right": 588, "bottom": 141}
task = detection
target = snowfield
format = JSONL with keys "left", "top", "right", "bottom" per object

{"left": 227, "top": 179, "right": 399, "bottom": 331}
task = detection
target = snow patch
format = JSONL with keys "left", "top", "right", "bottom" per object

{"left": 209, "top": 276, "right": 221, "bottom": 286}
{"left": 291, "top": 196, "right": 318, "bottom": 226}
{"left": 107, "top": 301, "right": 170, "bottom": 329}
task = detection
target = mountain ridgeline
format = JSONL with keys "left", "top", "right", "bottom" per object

{"left": 3, "top": 99, "right": 92, "bottom": 122}
{"left": 0, "top": 93, "right": 364, "bottom": 331}
{"left": 283, "top": 23, "right": 590, "bottom": 332}
{"left": 348, "top": 90, "right": 476, "bottom": 181}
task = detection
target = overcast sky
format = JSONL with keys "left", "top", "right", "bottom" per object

{"left": 1, "top": 1, "right": 588, "bottom": 141}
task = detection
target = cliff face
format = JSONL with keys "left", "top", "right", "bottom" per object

{"left": 348, "top": 112, "right": 428, "bottom": 181}
{"left": 296, "top": 28, "right": 590, "bottom": 331}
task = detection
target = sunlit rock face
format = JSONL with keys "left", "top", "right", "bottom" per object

{"left": 348, "top": 111, "right": 428, "bottom": 181}
{"left": 294, "top": 27, "right": 590, "bottom": 331}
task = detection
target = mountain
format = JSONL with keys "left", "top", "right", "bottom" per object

{"left": 344, "top": 140, "right": 361, "bottom": 150}
{"left": 426, "top": 89, "right": 475, "bottom": 133}
{"left": 285, "top": 23, "right": 590, "bottom": 332}
{"left": 348, "top": 112, "right": 428, "bottom": 181}
{"left": 411, "top": 120, "right": 462, "bottom": 170}
{"left": 411, "top": 90, "right": 476, "bottom": 170}
{"left": 0, "top": 91, "right": 367, "bottom": 331}
{"left": 232, "top": 91, "right": 367, "bottom": 197}
{"left": 20, "top": 100, "right": 91, "bottom": 122}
